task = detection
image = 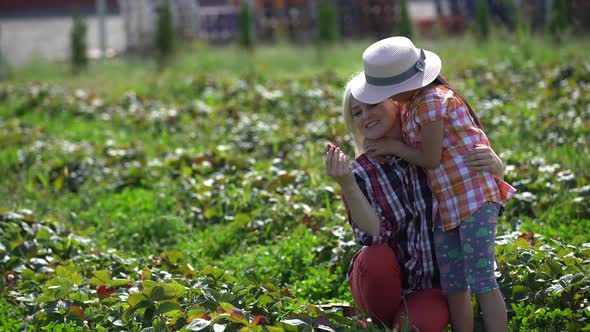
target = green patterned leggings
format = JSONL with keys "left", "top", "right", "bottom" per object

{"left": 433, "top": 202, "right": 501, "bottom": 294}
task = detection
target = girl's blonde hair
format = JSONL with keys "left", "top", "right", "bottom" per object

{"left": 342, "top": 75, "right": 365, "bottom": 158}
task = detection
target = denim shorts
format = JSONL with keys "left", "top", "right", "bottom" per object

{"left": 433, "top": 202, "right": 500, "bottom": 294}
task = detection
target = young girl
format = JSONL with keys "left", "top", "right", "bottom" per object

{"left": 349, "top": 36, "right": 515, "bottom": 331}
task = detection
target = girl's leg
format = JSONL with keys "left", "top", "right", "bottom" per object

{"left": 433, "top": 225, "right": 473, "bottom": 331}
{"left": 459, "top": 202, "right": 507, "bottom": 331}
{"left": 446, "top": 291, "right": 473, "bottom": 332}
{"left": 393, "top": 288, "right": 449, "bottom": 332}
{"left": 477, "top": 289, "right": 507, "bottom": 332}
{"left": 348, "top": 244, "right": 402, "bottom": 328}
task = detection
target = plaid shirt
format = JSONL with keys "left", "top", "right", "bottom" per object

{"left": 401, "top": 84, "right": 516, "bottom": 231}
{"left": 342, "top": 154, "right": 440, "bottom": 293}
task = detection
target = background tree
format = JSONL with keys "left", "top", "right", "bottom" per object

{"left": 395, "top": 0, "right": 413, "bottom": 38}
{"left": 70, "top": 7, "right": 88, "bottom": 73}
{"left": 239, "top": 0, "right": 255, "bottom": 51}
{"left": 473, "top": 0, "right": 491, "bottom": 41}
{"left": 548, "top": 0, "right": 569, "bottom": 43}
{"left": 317, "top": 0, "right": 339, "bottom": 44}
{"left": 155, "top": 0, "right": 175, "bottom": 68}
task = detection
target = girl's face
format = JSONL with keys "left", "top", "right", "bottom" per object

{"left": 350, "top": 96, "right": 401, "bottom": 140}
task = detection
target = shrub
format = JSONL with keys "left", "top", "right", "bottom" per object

{"left": 318, "top": 0, "right": 339, "bottom": 44}
{"left": 547, "top": 0, "right": 569, "bottom": 43}
{"left": 155, "top": 0, "right": 175, "bottom": 67}
{"left": 239, "top": 0, "right": 255, "bottom": 50}
{"left": 70, "top": 7, "right": 88, "bottom": 73}
{"left": 395, "top": 0, "right": 413, "bottom": 38}
{"left": 473, "top": 0, "right": 491, "bottom": 40}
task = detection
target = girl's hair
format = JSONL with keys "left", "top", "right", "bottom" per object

{"left": 434, "top": 75, "right": 483, "bottom": 129}
{"left": 342, "top": 77, "right": 365, "bottom": 157}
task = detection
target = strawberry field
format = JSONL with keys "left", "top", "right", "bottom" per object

{"left": 1, "top": 38, "right": 589, "bottom": 331}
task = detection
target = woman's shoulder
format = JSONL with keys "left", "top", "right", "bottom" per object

{"left": 351, "top": 154, "right": 383, "bottom": 178}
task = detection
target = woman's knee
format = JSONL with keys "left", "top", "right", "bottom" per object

{"left": 355, "top": 245, "right": 400, "bottom": 276}
{"left": 349, "top": 245, "right": 403, "bottom": 327}
{"left": 395, "top": 288, "right": 449, "bottom": 332}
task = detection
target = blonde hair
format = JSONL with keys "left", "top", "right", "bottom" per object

{"left": 342, "top": 74, "right": 483, "bottom": 159}
{"left": 342, "top": 75, "right": 365, "bottom": 158}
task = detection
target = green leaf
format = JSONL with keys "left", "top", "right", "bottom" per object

{"left": 519, "top": 251, "right": 534, "bottom": 264}
{"left": 280, "top": 319, "right": 308, "bottom": 327}
{"left": 185, "top": 319, "right": 211, "bottom": 331}
{"left": 35, "top": 227, "right": 53, "bottom": 241}
{"left": 511, "top": 285, "right": 529, "bottom": 300}
{"left": 111, "top": 279, "right": 131, "bottom": 287}
{"left": 163, "top": 281, "right": 186, "bottom": 298}
{"left": 570, "top": 273, "right": 585, "bottom": 284}
{"left": 164, "top": 250, "right": 184, "bottom": 264}
{"left": 128, "top": 292, "right": 148, "bottom": 307}
{"left": 90, "top": 270, "right": 111, "bottom": 286}
{"left": 546, "top": 259, "right": 563, "bottom": 276}
{"left": 546, "top": 283, "right": 565, "bottom": 295}
{"left": 149, "top": 286, "right": 166, "bottom": 302}
{"left": 157, "top": 301, "right": 181, "bottom": 316}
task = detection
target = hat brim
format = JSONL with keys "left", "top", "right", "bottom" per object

{"left": 350, "top": 49, "right": 442, "bottom": 105}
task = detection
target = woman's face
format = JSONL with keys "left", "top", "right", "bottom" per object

{"left": 350, "top": 96, "right": 401, "bottom": 140}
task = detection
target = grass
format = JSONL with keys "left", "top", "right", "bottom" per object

{"left": 7, "top": 33, "right": 590, "bottom": 99}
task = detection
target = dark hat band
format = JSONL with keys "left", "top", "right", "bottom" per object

{"left": 364, "top": 49, "right": 426, "bottom": 86}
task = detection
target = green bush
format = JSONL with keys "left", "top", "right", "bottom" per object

{"left": 395, "top": 0, "right": 413, "bottom": 38}
{"left": 70, "top": 8, "right": 88, "bottom": 73}
{"left": 0, "top": 298, "right": 25, "bottom": 331}
{"left": 155, "top": 0, "right": 175, "bottom": 67}
{"left": 548, "top": 0, "right": 569, "bottom": 43}
{"left": 239, "top": 0, "right": 255, "bottom": 50}
{"left": 473, "top": 0, "right": 491, "bottom": 40}
{"left": 318, "top": 0, "right": 339, "bottom": 44}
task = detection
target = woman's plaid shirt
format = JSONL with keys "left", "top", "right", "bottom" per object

{"left": 342, "top": 154, "right": 440, "bottom": 293}
{"left": 401, "top": 85, "right": 516, "bottom": 231}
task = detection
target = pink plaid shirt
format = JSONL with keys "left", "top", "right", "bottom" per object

{"left": 401, "top": 84, "right": 515, "bottom": 231}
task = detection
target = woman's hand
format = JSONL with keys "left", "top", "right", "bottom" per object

{"left": 363, "top": 137, "right": 402, "bottom": 163}
{"left": 325, "top": 144, "right": 356, "bottom": 188}
{"left": 465, "top": 144, "right": 504, "bottom": 178}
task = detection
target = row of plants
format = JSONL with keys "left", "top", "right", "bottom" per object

{"left": 1, "top": 208, "right": 588, "bottom": 330}
{"left": 1, "top": 51, "right": 589, "bottom": 330}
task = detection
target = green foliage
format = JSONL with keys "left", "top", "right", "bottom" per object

{"left": 70, "top": 8, "right": 88, "bottom": 73}
{"left": 0, "top": 298, "right": 25, "bottom": 331}
{"left": 473, "top": 0, "right": 491, "bottom": 40}
{"left": 238, "top": 0, "right": 255, "bottom": 50}
{"left": 155, "top": 0, "right": 175, "bottom": 67}
{"left": 317, "top": 0, "right": 339, "bottom": 44}
{"left": 395, "top": 0, "right": 413, "bottom": 38}
{"left": 548, "top": 0, "right": 569, "bottom": 43}
{"left": 1, "top": 38, "right": 590, "bottom": 331}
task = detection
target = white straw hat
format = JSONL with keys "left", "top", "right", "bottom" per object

{"left": 350, "top": 36, "right": 442, "bottom": 104}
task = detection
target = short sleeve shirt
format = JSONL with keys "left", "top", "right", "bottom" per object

{"left": 401, "top": 84, "right": 515, "bottom": 231}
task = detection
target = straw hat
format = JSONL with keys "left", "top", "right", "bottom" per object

{"left": 350, "top": 36, "right": 442, "bottom": 104}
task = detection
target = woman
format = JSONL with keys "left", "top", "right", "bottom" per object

{"left": 325, "top": 76, "right": 505, "bottom": 331}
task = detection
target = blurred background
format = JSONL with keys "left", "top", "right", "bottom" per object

{"left": 1, "top": 0, "right": 589, "bottom": 69}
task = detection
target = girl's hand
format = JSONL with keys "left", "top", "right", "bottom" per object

{"left": 465, "top": 144, "right": 504, "bottom": 178}
{"left": 363, "top": 137, "right": 401, "bottom": 163}
{"left": 325, "top": 144, "right": 355, "bottom": 188}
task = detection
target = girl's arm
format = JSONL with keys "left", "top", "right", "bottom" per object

{"left": 326, "top": 145, "right": 380, "bottom": 236}
{"left": 365, "top": 120, "right": 444, "bottom": 169}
